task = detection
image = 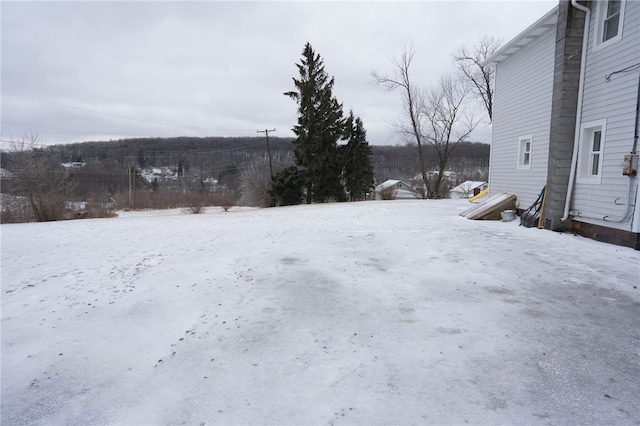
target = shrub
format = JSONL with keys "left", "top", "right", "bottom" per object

{"left": 85, "top": 200, "right": 117, "bottom": 219}
{"left": 379, "top": 185, "right": 396, "bottom": 200}
{"left": 239, "top": 164, "right": 273, "bottom": 207}
{"left": 220, "top": 193, "right": 236, "bottom": 212}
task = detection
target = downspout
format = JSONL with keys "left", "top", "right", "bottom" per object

{"left": 561, "top": 0, "right": 591, "bottom": 222}
{"left": 634, "top": 70, "right": 640, "bottom": 154}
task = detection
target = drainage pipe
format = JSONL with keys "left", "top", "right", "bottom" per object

{"left": 633, "top": 67, "right": 640, "bottom": 154}
{"left": 561, "top": 0, "right": 591, "bottom": 222}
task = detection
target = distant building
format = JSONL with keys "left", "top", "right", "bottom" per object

{"left": 61, "top": 162, "right": 86, "bottom": 169}
{"left": 374, "top": 179, "right": 421, "bottom": 200}
{"left": 449, "top": 181, "right": 487, "bottom": 199}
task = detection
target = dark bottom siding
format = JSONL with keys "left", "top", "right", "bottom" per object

{"left": 572, "top": 220, "right": 640, "bottom": 250}
{"left": 513, "top": 209, "right": 639, "bottom": 250}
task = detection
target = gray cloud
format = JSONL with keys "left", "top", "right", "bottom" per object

{"left": 1, "top": 1, "right": 557, "bottom": 146}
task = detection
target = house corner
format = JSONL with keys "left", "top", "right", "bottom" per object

{"left": 543, "top": 0, "right": 586, "bottom": 233}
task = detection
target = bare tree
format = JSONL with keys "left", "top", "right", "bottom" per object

{"left": 423, "top": 75, "right": 480, "bottom": 198}
{"left": 373, "top": 47, "right": 480, "bottom": 198}
{"left": 6, "top": 132, "right": 75, "bottom": 221}
{"left": 238, "top": 163, "right": 273, "bottom": 207}
{"left": 372, "top": 47, "right": 429, "bottom": 198}
{"left": 452, "top": 35, "right": 502, "bottom": 122}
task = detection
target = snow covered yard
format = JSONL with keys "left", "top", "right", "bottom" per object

{"left": 1, "top": 200, "right": 639, "bottom": 425}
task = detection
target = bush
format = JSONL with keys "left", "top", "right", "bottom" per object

{"left": 220, "top": 193, "right": 236, "bottom": 212}
{"left": 85, "top": 200, "right": 117, "bottom": 219}
{"left": 379, "top": 185, "right": 396, "bottom": 200}
{"left": 239, "top": 164, "right": 273, "bottom": 207}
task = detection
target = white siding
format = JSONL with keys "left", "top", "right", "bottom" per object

{"left": 571, "top": 0, "right": 640, "bottom": 232}
{"left": 489, "top": 27, "right": 555, "bottom": 209}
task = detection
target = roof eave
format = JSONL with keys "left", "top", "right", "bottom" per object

{"left": 482, "top": 5, "right": 559, "bottom": 67}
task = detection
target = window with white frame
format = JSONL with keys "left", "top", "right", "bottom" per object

{"left": 595, "top": 0, "right": 625, "bottom": 50}
{"left": 517, "top": 135, "right": 532, "bottom": 170}
{"left": 578, "top": 120, "right": 607, "bottom": 184}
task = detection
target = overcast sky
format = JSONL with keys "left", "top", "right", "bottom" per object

{"left": 1, "top": 0, "right": 557, "bottom": 147}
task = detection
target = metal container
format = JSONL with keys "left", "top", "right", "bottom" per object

{"left": 501, "top": 210, "right": 516, "bottom": 222}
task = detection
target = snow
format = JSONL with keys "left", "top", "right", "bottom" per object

{"left": 2, "top": 200, "right": 639, "bottom": 425}
{"left": 0, "top": 168, "right": 14, "bottom": 178}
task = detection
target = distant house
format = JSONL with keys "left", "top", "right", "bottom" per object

{"left": 484, "top": 0, "right": 639, "bottom": 249}
{"left": 61, "top": 161, "right": 85, "bottom": 169}
{"left": 374, "top": 179, "right": 421, "bottom": 200}
{"left": 449, "top": 181, "right": 487, "bottom": 199}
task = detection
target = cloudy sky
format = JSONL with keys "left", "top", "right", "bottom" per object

{"left": 1, "top": 0, "right": 557, "bottom": 147}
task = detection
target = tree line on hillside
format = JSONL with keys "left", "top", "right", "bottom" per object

{"left": 1, "top": 136, "right": 488, "bottom": 191}
{"left": 0, "top": 133, "right": 489, "bottom": 222}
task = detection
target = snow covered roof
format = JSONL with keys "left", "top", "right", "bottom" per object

{"left": 61, "top": 162, "right": 86, "bottom": 169}
{"left": 375, "top": 179, "right": 401, "bottom": 191}
{"left": 375, "top": 179, "right": 419, "bottom": 192}
{"left": 450, "top": 181, "right": 487, "bottom": 193}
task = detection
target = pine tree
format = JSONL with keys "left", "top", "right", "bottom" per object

{"left": 269, "top": 166, "right": 304, "bottom": 206}
{"left": 284, "top": 43, "right": 347, "bottom": 203}
{"left": 342, "top": 112, "right": 375, "bottom": 201}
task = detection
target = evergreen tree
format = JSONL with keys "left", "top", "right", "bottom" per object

{"left": 269, "top": 166, "right": 304, "bottom": 206}
{"left": 284, "top": 42, "right": 347, "bottom": 203}
{"left": 342, "top": 112, "right": 375, "bottom": 201}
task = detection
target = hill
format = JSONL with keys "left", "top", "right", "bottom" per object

{"left": 1, "top": 136, "right": 489, "bottom": 221}
{"left": 10, "top": 135, "right": 489, "bottom": 190}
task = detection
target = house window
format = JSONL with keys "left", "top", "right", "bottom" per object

{"left": 578, "top": 120, "right": 606, "bottom": 184}
{"left": 595, "top": 0, "right": 625, "bottom": 50}
{"left": 517, "top": 135, "right": 533, "bottom": 170}
{"left": 603, "top": 1, "right": 621, "bottom": 41}
{"left": 589, "top": 130, "right": 602, "bottom": 176}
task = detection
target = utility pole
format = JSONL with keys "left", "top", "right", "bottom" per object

{"left": 129, "top": 164, "right": 136, "bottom": 209}
{"left": 257, "top": 128, "right": 276, "bottom": 180}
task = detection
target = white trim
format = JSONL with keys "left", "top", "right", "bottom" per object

{"left": 593, "top": 0, "right": 626, "bottom": 52}
{"left": 577, "top": 119, "right": 607, "bottom": 184}
{"left": 482, "top": 7, "right": 558, "bottom": 67}
{"left": 517, "top": 135, "right": 533, "bottom": 170}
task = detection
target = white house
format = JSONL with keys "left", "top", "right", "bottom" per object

{"left": 374, "top": 179, "right": 421, "bottom": 200}
{"left": 449, "top": 181, "right": 487, "bottom": 199}
{"left": 484, "top": 0, "right": 639, "bottom": 249}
